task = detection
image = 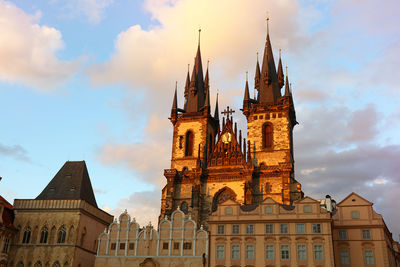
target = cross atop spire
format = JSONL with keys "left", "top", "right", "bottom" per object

{"left": 198, "top": 28, "right": 201, "bottom": 46}
{"left": 266, "top": 12, "right": 270, "bottom": 35}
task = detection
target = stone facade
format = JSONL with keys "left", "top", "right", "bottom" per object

{"left": 95, "top": 208, "right": 208, "bottom": 267}
{"left": 332, "top": 192, "right": 400, "bottom": 267}
{"left": 208, "top": 196, "right": 335, "bottom": 267}
{"left": 0, "top": 196, "right": 16, "bottom": 267}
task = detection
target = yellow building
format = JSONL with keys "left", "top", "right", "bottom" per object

{"left": 208, "top": 196, "right": 335, "bottom": 267}
{"left": 95, "top": 208, "right": 208, "bottom": 267}
{"left": 8, "top": 161, "right": 113, "bottom": 267}
{"left": 332, "top": 192, "right": 399, "bottom": 267}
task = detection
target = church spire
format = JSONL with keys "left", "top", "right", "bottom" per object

{"left": 244, "top": 72, "right": 250, "bottom": 101}
{"left": 258, "top": 17, "right": 280, "bottom": 104}
{"left": 254, "top": 52, "right": 261, "bottom": 90}
{"left": 284, "top": 66, "right": 290, "bottom": 96}
{"left": 204, "top": 60, "right": 209, "bottom": 94}
{"left": 171, "top": 82, "right": 178, "bottom": 122}
{"left": 277, "top": 49, "right": 284, "bottom": 88}
{"left": 214, "top": 93, "right": 219, "bottom": 121}
{"left": 186, "top": 29, "right": 205, "bottom": 113}
{"left": 184, "top": 64, "right": 190, "bottom": 111}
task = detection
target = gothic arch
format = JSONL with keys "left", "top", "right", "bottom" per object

{"left": 185, "top": 130, "right": 194, "bottom": 156}
{"left": 212, "top": 187, "right": 237, "bottom": 212}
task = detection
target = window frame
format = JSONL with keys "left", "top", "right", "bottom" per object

{"left": 266, "top": 244, "right": 274, "bottom": 260}
{"left": 313, "top": 244, "right": 324, "bottom": 260}
{"left": 232, "top": 224, "right": 240, "bottom": 235}
{"left": 265, "top": 224, "right": 274, "bottom": 234}
{"left": 338, "top": 229, "right": 348, "bottom": 240}
{"left": 364, "top": 250, "right": 375, "bottom": 265}
{"left": 217, "top": 225, "right": 225, "bottom": 235}
{"left": 216, "top": 244, "right": 225, "bottom": 259}
{"left": 245, "top": 244, "right": 255, "bottom": 259}
{"left": 340, "top": 249, "right": 350, "bottom": 265}
{"left": 296, "top": 223, "right": 305, "bottom": 234}
{"left": 246, "top": 224, "right": 254, "bottom": 235}
{"left": 297, "top": 244, "right": 307, "bottom": 260}
{"left": 231, "top": 244, "right": 240, "bottom": 259}
{"left": 312, "top": 223, "right": 321, "bottom": 234}
{"left": 362, "top": 229, "right": 371, "bottom": 240}
{"left": 280, "top": 224, "right": 289, "bottom": 234}
{"left": 281, "top": 244, "right": 290, "bottom": 260}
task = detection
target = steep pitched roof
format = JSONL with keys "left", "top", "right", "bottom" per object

{"left": 337, "top": 192, "right": 373, "bottom": 207}
{"left": 36, "top": 161, "right": 98, "bottom": 207}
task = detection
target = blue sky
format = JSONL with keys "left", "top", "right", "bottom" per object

{"left": 1, "top": 0, "right": 399, "bottom": 238}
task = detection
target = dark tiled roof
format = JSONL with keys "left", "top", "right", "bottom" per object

{"left": 36, "top": 161, "right": 98, "bottom": 207}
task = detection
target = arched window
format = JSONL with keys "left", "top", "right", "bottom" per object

{"left": 22, "top": 227, "right": 31, "bottom": 243}
{"left": 181, "top": 202, "right": 188, "bottom": 214}
{"left": 68, "top": 226, "right": 74, "bottom": 243}
{"left": 57, "top": 226, "right": 66, "bottom": 243}
{"left": 80, "top": 227, "right": 86, "bottom": 247}
{"left": 34, "top": 261, "right": 42, "bottom": 267}
{"left": 40, "top": 226, "right": 48, "bottom": 243}
{"left": 262, "top": 123, "right": 273, "bottom": 148}
{"left": 185, "top": 131, "right": 194, "bottom": 156}
{"left": 52, "top": 261, "right": 61, "bottom": 267}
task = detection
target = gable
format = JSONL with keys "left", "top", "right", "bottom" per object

{"left": 295, "top": 196, "right": 319, "bottom": 204}
{"left": 207, "top": 117, "right": 246, "bottom": 167}
{"left": 337, "top": 192, "right": 373, "bottom": 207}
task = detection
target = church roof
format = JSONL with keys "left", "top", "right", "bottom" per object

{"left": 36, "top": 161, "right": 98, "bottom": 208}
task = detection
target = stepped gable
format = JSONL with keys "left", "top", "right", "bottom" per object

{"left": 36, "top": 161, "right": 98, "bottom": 208}
{"left": 207, "top": 116, "right": 246, "bottom": 167}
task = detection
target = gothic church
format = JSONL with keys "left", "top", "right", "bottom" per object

{"left": 161, "top": 27, "right": 303, "bottom": 228}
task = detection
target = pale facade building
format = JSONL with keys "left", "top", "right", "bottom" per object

{"left": 95, "top": 208, "right": 208, "bottom": 267}
{"left": 332, "top": 192, "right": 400, "bottom": 267}
{"left": 208, "top": 196, "right": 335, "bottom": 267}
{"left": 8, "top": 161, "right": 113, "bottom": 267}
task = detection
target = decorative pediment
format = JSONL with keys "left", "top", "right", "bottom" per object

{"left": 337, "top": 192, "right": 373, "bottom": 207}
{"left": 208, "top": 117, "right": 247, "bottom": 167}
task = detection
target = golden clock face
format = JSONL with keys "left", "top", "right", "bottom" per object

{"left": 222, "top": 132, "right": 231, "bottom": 144}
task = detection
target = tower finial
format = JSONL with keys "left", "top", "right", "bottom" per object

{"left": 207, "top": 59, "right": 210, "bottom": 69}
{"left": 279, "top": 48, "right": 282, "bottom": 58}
{"left": 188, "top": 63, "right": 190, "bottom": 72}
{"left": 286, "top": 65, "right": 288, "bottom": 76}
{"left": 257, "top": 52, "right": 259, "bottom": 62}
{"left": 198, "top": 28, "right": 201, "bottom": 46}
{"left": 266, "top": 12, "right": 270, "bottom": 35}
{"left": 246, "top": 71, "right": 248, "bottom": 82}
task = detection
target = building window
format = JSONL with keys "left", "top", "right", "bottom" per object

{"left": 232, "top": 244, "right": 240, "bottom": 259}
{"left": 110, "top": 243, "right": 116, "bottom": 250}
{"left": 34, "top": 261, "right": 42, "bottom": 267}
{"left": 340, "top": 250, "right": 350, "bottom": 265}
{"left": 181, "top": 201, "right": 188, "bottom": 214}
{"left": 57, "top": 226, "right": 66, "bottom": 243}
{"left": 174, "top": 242, "right": 179, "bottom": 250}
{"left": 364, "top": 250, "right": 375, "bottom": 265}
{"left": 119, "top": 243, "right": 125, "bottom": 250}
{"left": 162, "top": 242, "right": 168, "bottom": 249}
{"left": 265, "top": 224, "right": 274, "bottom": 234}
{"left": 40, "top": 226, "right": 49, "bottom": 243}
{"left": 265, "top": 183, "right": 271, "bottom": 193}
{"left": 217, "top": 225, "right": 225, "bottom": 235}
{"left": 280, "top": 224, "right": 289, "bottom": 234}
{"left": 266, "top": 244, "right": 274, "bottom": 260}
{"left": 265, "top": 206, "right": 273, "bottom": 214}
{"left": 232, "top": 225, "right": 240, "bottom": 234}
{"left": 129, "top": 243, "right": 135, "bottom": 250}
{"left": 216, "top": 244, "right": 225, "bottom": 259}
{"left": 281, "top": 244, "right": 290, "bottom": 260}
{"left": 304, "top": 205, "right": 312, "bottom": 213}
{"left": 312, "top": 224, "right": 321, "bottom": 234}
{"left": 246, "top": 224, "right": 254, "bottom": 234}
{"left": 183, "top": 242, "right": 192, "bottom": 250}
{"left": 351, "top": 211, "right": 360, "bottom": 219}
{"left": 338, "top": 230, "right": 348, "bottom": 240}
{"left": 297, "top": 244, "right": 307, "bottom": 260}
{"left": 22, "top": 227, "right": 31, "bottom": 243}
{"left": 2, "top": 237, "right": 10, "bottom": 253}
{"left": 246, "top": 244, "right": 255, "bottom": 259}
{"left": 314, "top": 244, "right": 324, "bottom": 260}
{"left": 262, "top": 123, "right": 273, "bottom": 148}
{"left": 296, "top": 224, "right": 305, "bottom": 234}
{"left": 362, "top": 229, "right": 371, "bottom": 240}
{"left": 225, "top": 207, "right": 233, "bottom": 215}
{"left": 185, "top": 131, "right": 194, "bottom": 156}
{"left": 52, "top": 262, "right": 60, "bottom": 267}
{"left": 80, "top": 227, "right": 86, "bottom": 246}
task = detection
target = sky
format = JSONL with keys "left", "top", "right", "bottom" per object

{"left": 0, "top": 0, "right": 399, "bottom": 239}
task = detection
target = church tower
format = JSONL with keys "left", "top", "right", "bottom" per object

{"left": 242, "top": 18, "right": 302, "bottom": 205}
{"left": 161, "top": 24, "right": 303, "bottom": 228}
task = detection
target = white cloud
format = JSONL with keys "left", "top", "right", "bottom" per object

{"left": 66, "top": 0, "right": 114, "bottom": 24}
{"left": 0, "top": 1, "right": 77, "bottom": 90}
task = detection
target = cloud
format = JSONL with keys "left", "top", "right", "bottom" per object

{"left": 0, "top": 1, "right": 78, "bottom": 90}
{"left": 90, "top": 0, "right": 400, "bottom": 237}
{"left": 64, "top": 0, "right": 114, "bottom": 24}
{"left": 0, "top": 143, "right": 31, "bottom": 162}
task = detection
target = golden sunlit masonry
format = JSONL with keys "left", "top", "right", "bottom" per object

{"left": 1, "top": 22, "right": 399, "bottom": 267}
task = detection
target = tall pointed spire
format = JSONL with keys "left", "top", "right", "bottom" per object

{"left": 171, "top": 82, "right": 178, "bottom": 122}
{"left": 184, "top": 64, "right": 190, "bottom": 111}
{"left": 277, "top": 49, "right": 284, "bottom": 88}
{"left": 284, "top": 66, "right": 290, "bottom": 96}
{"left": 254, "top": 52, "right": 261, "bottom": 90}
{"left": 214, "top": 93, "right": 219, "bottom": 121}
{"left": 186, "top": 29, "right": 205, "bottom": 113}
{"left": 258, "top": 16, "right": 280, "bottom": 104}
{"left": 204, "top": 60, "right": 210, "bottom": 94}
{"left": 244, "top": 71, "right": 250, "bottom": 101}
